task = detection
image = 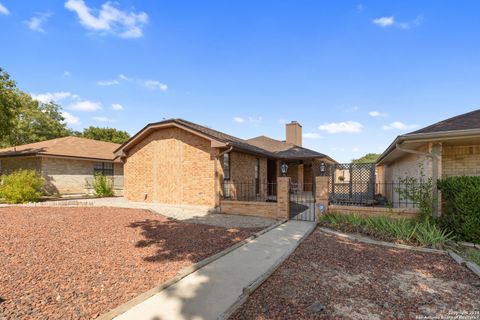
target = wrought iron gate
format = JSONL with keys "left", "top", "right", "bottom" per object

{"left": 327, "top": 163, "right": 376, "bottom": 206}
{"left": 289, "top": 182, "right": 316, "bottom": 221}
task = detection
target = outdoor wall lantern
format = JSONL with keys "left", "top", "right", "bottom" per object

{"left": 280, "top": 163, "right": 289, "bottom": 176}
{"left": 320, "top": 161, "right": 326, "bottom": 176}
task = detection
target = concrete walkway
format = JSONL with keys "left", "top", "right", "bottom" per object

{"left": 114, "top": 220, "right": 316, "bottom": 320}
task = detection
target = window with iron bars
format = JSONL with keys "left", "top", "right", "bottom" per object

{"left": 94, "top": 162, "right": 114, "bottom": 176}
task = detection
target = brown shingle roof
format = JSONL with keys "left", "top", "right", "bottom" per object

{"left": 0, "top": 136, "right": 120, "bottom": 161}
{"left": 407, "top": 109, "right": 480, "bottom": 135}
{"left": 117, "top": 118, "right": 335, "bottom": 161}
{"left": 246, "top": 136, "right": 329, "bottom": 159}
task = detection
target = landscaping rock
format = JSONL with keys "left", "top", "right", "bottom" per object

{"left": 306, "top": 301, "right": 325, "bottom": 313}
{"left": 0, "top": 207, "right": 257, "bottom": 319}
{"left": 447, "top": 250, "right": 466, "bottom": 265}
{"left": 466, "top": 262, "right": 480, "bottom": 278}
{"left": 459, "top": 241, "right": 476, "bottom": 248}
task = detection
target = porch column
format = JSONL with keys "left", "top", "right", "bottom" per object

{"left": 315, "top": 176, "right": 329, "bottom": 218}
{"left": 277, "top": 177, "right": 290, "bottom": 219}
{"left": 430, "top": 142, "right": 443, "bottom": 217}
{"left": 297, "top": 164, "right": 304, "bottom": 192}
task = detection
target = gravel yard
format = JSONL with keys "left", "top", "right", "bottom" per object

{"left": 0, "top": 207, "right": 257, "bottom": 319}
{"left": 232, "top": 229, "right": 480, "bottom": 320}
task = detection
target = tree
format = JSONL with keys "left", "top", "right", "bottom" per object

{"left": 1, "top": 93, "right": 71, "bottom": 147}
{"left": 0, "top": 68, "right": 20, "bottom": 138}
{"left": 351, "top": 153, "right": 381, "bottom": 164}
{"left": 81, "top": 126, "right": 130, "bottom": 144}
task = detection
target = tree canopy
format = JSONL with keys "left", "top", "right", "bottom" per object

{"left": 351, "top": 153, "right": 381, "bottom": 164}
{"left": 0, "top": 67, "right": 130, "bottom": 147}
{"left": 80, "top": 126, "right": 130, "bottom": 144}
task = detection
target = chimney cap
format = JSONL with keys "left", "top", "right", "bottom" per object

{"left": 287, "top": 121, "right": 302, "bottom": 127}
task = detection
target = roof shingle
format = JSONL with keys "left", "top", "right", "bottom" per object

{"left": 0, "top": 136, "right": 121, "bottom": 161}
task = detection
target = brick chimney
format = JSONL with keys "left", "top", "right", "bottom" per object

{"left": 286, "top": 121, "right": 302, "bottom": 147}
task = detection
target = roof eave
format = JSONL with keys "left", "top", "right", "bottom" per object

{"left": 377, "top": 128, "right": 480, "bottom": 165}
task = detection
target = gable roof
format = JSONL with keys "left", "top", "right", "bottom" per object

{"left": 117, "top": 118, "right": 334, "bottom": 161}
{"left": 377, "top": 109, "right": 480, "bottom": 165}
{"left": 0, "top": 136, "right": 121, "bottom": 161}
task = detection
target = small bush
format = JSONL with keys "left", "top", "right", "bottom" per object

{"left": 320, "top": 212, "right": 453, "bottom": 247}
{"left": 438, "top": 176, "right": 480, "bottom": 243}
{"left": 0, "top": 169, "right": 45, "bottom": 203}
{"left": 93, "top": 173, "right": 114, "bottom": 197}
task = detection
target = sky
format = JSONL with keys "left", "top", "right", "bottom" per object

{"left": 1, "top": 0, "right": 479, "bottom": 162}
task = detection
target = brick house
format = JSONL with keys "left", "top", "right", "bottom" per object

{"left": 115, "top": 119, "right": 335, "bottom": 209}
{"left": 0, "top": 136, "right": 123, "bottom": 195}
{"left": 376, "top": 109, "right": 480, "bottom": 213}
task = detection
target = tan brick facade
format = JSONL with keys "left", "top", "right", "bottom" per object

{"left": 0, "top": 156, "right": 123, "bottom": 195}
{"left": 220, "top": 200, "right": 280, "bottom": 218}
{"left": 124, "top": 127, "right": 217, "bottom": 206}
{"left": 442, "top": 144, "right": 480, "bottom": 177}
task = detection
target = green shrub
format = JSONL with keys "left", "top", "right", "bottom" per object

{"left": 414, "top": 220, "right": 454, "bottom": 247}
{"left": 93, "top": 173, "right": 114, "bottom": 197}
{"left": 0, "top": 169, "right": 45, "bottom": 203}
{"left": 396, "top": 164, "right": 434, "bottom": 221}
{"left": 438, "top": 176, "right": 480, "bottom": 243}
{"left": 320, "top": 212, "right": 453, "bottom": 247}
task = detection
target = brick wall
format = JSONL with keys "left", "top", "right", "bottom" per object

{"left": 225, "top": 151, "right": 268, "bottom": 200}
{"left": 0, "top": 156, "right": 123, "bottom": 195}
{"left": 0, "top": 157, "right": 41, "bottom": 175}
{"left": 220, "top": 200, "right": 281, "bottom": 219}
{"left": 442, "top": 144, "right": 480, "bottom": 177}
{"left": 124, "top": 127, "right": 217, "bottom": 206}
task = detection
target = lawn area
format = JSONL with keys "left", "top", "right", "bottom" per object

{"left": 0, "top": 207, "right": 257, "bottom": 319}
{"left": 232, "top": 229, "right": 480, "bottom": 320}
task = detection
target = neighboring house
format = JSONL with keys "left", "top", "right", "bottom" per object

{"left": 0, "top": 136, "right": 123, "bottom": 195}
{"left": 115, "top": 119, "right": 335, "bottom": 208}
{"left": 376, "top": 109, "right": 480, "bottom": 210}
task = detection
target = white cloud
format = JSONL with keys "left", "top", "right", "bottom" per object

{"left": 234, "top": 117, "right": 245, "bottom": 123}
{"left": 303, "top": 132, "right": 322, "bottom": 139}
{"left": 369, "top": 111, "right": 388, "bottom": 117}
{"left": 61, "top": 111, "right": 80, "bottom": 125}
{"left": 319, "top": 121, "right": 363, "bottom": 134}
{"left": 97, "top": 79, "right": 119, "bottom": 86}
{"left": 398, "top": 16, "right": 423, "bottom": 30}
{"left": 69, "top": 100, "right": 101, "bottom": 111}
{"left": 356, "top": 3, "right": 363, "bottom": 12}
{"left": 111, "top": 103, "right": 124, "bottom": 111}
{"left": 353, "top": 105, "right": 359, "bottom": 111}
{"left": 373, "top": 15, "right": 423, "bottom": 29}
{"left": 382, "top": 121, "right": 418, "bottom": 130}
{"left": 248, "top": 116, "right": 262, "bottom": 124}
{"left": 97, "top": 74, "right": 168, "bottom": 91}
{"left": 63, "top": 71, "right": 71, "bottom": 77}
{"left": 32, "top": 91, "right": 74, "bottom": 103}
{"left": 0, "top": 2, "right": 9, "bottom": 15}
{"left": 144, "top": 80, "right": 168, "bottom": 91}
{"left": 372, "top": 16, "right": 394, "bottom": 27}
{"left": 64, "top": 0, "right": 148, "bottom": 38}
{"left": 25, "top": 12, "right": 52, "bottom": 33}
{"left": 94, "top": 116, "right": 114, "bottom": 122}
{"left": 353, "top": 147, "right": 360, "bottom": 152}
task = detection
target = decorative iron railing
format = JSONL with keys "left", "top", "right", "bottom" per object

{"left": 329, "top": 181, "right": 425, "bottom": 208}
{"left": 222, "top": 180, "right": 277, "bottom": 202}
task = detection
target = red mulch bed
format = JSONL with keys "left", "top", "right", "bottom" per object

{"left": 232, "top": 229, "right": 480, "bottom": 320}
{"left": 0, "top": 207, "right": 256, "bottom": 319}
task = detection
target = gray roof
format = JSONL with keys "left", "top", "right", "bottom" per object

{"left": 408, "top": 109, "right": 480, "bottom": 135}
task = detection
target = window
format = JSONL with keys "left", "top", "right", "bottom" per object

{"left": 94, "top": 162, "right": 114, "bottom": 176}
{"left": 223, "top": 153, "right": 230, "bottom": 180}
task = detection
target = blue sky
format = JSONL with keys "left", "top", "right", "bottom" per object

{"left": 1, "top": 1, "right": 479, "bottom": 162}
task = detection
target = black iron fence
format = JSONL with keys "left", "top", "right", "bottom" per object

{"left": 222, "top": 180, "right": 277, "bottom": 202}
{"left": 329, "top": 181, "right": 426, "bottom": 208}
